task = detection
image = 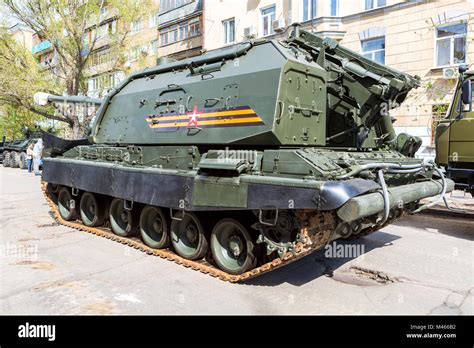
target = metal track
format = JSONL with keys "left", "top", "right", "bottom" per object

{"left": 42, "top": 182, "right": 337, "bottom": 283}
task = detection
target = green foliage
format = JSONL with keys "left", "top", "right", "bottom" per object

{"left": 0, "top": 26, "right": 58, "bottom": 134}
{"left": 0, "top": 0, "right": 155, "bottom": 138}
{"left": 0, "top": 105, "right": 42, "bottom": 139}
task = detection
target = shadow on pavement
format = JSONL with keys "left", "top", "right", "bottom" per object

{"left": 243, "top": 231, "right": 400, "bottom": 287}
{"left": 393, "top": 215, "right": 474, "bottom": 241}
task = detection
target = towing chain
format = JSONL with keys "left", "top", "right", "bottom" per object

{"left": 41, "top": 182, "right": 336, "bottom": 283}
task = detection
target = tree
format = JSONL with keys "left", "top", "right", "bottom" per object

{"left": 0, "top": 0, "right": 154, "bottom": 138}
{"left": 0, "top": 26, "right": 58, "bottom": 138}
{"left": 0, "top": 105, "right": 42, "bottom": 139}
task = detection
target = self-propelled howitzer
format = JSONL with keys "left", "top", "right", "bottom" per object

{"left": 40, "top": 25, "right": 453, "bottom": 281}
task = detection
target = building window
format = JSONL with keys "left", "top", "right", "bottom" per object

{"left": 129, "top": 46, "right": 141, "bottom": 61}
{"left": 361, "top": 37, "right": 385, "bottom": 64}
{"left": 99, "top": 7, "right": 108, "bottom": 18}
{"left": 302, "top": 0, "right": 317, "bottom": 21}
{"left": 109, "top": 20, "right": 117, "bottom": 35}
{"left": 261, "top": 6, "right": 276, "bottom": 37}
{"left": 159, "top": 17, "right": 200, "bottom": 47}
{"left": 160, "top": 0, "right": 193, "bottom": 14}
{"left": 365, "top": 0, "right": 386, "bottom": 10}
{"left": 435, "top": 23, "right": 467, "bottom": 67}
{"left": 149, "top": 11, "right": 160, "bottom": 27}
{"left": 131, "top": 20, "right": 141, "bottom": 34}
{"left": 88, "top": 48, "right": 113, "bottom": 68}
{"left": 88, "top": 72, "right": 121, "bottom": 95}
{"left": 330, "top": 0, "right": 338, "bottom": 16}
{"left": 189, "top": 18, "right": 201, "bottom": 37}
{"left": 150, "top": 39, "right": 159, "bottom": 55}
{"left": 223, "top": 18, "right": 235, "bottom": 44}
{"left": 96, "top": 20, "right": 117, "bottom": 39}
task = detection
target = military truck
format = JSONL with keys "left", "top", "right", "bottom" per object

{"left": 38, "top": 24, "right": 454, "bottom": 281}
{"left": 0, "top": 136, "right": 5, "bottom": 163}
{"left": 435, "top": 66, "right": 474, "bottom": 195}
{"left": 2, "top": 137, "right": 39, "bottom": 169}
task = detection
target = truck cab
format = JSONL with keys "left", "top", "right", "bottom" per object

{"left": 435, "top": 67, "right": 474, "bottom": 194}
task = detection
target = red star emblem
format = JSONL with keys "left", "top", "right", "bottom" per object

{"left": 187, "top": 104, "right": 201, "bottom": 128}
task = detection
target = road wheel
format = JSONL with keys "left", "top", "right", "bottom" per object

{"left": 139, "top": 205, "right": 170, "bottom": 249}
{"left": 58, "top": 187, "right": 78, "bottom": 221}
{"left": 19, "top": 152, "right": 27, "bottom": 170}
{"left": 109, "top": 198, "right": 138, "bottom": 237}
{"left": 79, "top": 192, "right": 106, "bottom": 227}
{"left": 171, "top": 212, "right": 208, "bottom": 260}
{"left": 3, "top": 152, "right": 10, "bottom": 167}
{"left": 210, "top": 218, "right": 257, "bottom": 275}
{"left": 10, "top": 152, "right": 19, "bottom": 168}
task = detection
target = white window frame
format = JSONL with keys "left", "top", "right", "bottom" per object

{"left": 128, "top": 46, "right": 141, "bottom": 61}
{"left": 110, "top": 20, "right": 117, "bottom": 35}
{"left": 261, "top": 5, "right": 276, "bottom": 37}
{"left": 131, "top": 20, "right": 141, "bottom": 34}
{"left": 149, "top": 11, "right": 160, "bottom": 27}
{"left": 364, "top": 0, "right": 386, "bottom": 11}
{"left": 361, "top": 36, "right": 385, "bottom": 64}
{"left": 99, "top": 7, "right": 108, "bottom": 18}
{"left": 434, "top": 22, "right": 467, "bottom": 68}
{"left": 301, "top": 0, "right": 317, "bottom": 22}
{"left": 329, "top": 0, "right": 339, "bottom": 17}
{"left": 150, "top": 39, "right": 159, "bottom": 55}
{"left": 223, "top": 18, "right": 235, "bottom": 45}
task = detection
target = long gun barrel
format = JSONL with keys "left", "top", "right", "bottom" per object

{"left": 34, "top": 92, "right": 102, "bottom": 106}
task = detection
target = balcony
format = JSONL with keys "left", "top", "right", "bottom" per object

{"left": 159, "top": 0, "right": 202, "bottom": 28}
{"left": 32, "top": 40, "right": 52, "bottom": 54}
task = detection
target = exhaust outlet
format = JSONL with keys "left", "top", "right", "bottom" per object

{"left": 337, "top": 179, "right": 455, "bottom": 222}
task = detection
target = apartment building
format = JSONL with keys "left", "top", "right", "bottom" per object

{"left": 204, "top": 0, "right": 473, "bottom": 158}
{"left": 84, "top": 0, "right": 203, "bottom": 98}
{"left": 84, "top": 3, "right": 161, "bottom": 98}
{"left": 31, "top": 32, "right": 59, "bottom": 74}
{"left": 157, "top": 0, "right": 203, "bottom": 60}
{"left": 9, "top": 23, "right": 34, "bottom": 50}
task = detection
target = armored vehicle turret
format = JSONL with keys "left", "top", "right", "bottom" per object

{"left": 40, "top": 25, "right": 454, "bottom": 281}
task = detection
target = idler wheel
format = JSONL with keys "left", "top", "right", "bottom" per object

{"left": 79, "top": 192, "right": 106, "bottom": 227}
{"left": 109, "top": 198, "right": 138, "bottom": 237}
{"left": 336, "top": 222, "right": 352, "bottom": 238}
{"left": 171, "top": 212, "right": 208, "bottom": 260}
{"left": 139, "top": 205, "right": 170, "bottom": 249}
{"left": 57, "top": 187, "right": 78, "bottom": 221}
{"left": 211, "top": 218, "right": 257, "bottom": 275}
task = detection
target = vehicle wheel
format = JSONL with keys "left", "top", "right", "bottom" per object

{"left": 10, "top": 152, "right": 19, "bottom": 168}
{"left": 109, "top": 198, "right": 138, "bottom": 237}
{"left": 19, "top": 152, "right": 27, "bottom": 170}
{"left": 79, "top": 192, "right": 106, "bottom": 227}
{"left": 210, "top": 218, "right": 257, "bottom": 275}
{"left": 3, "top": 152, "right": 10, "bottom": 167}
{"left": 171, "top": 212, "right": 208, "bottom": 260}
{"left": 57, "top": 187, "right": 78, "bottom": 221}
{"left": 139, "top": 205, "right": 170, "bottom": 249}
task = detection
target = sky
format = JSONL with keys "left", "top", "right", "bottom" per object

{"left": 0, "top": 4, "right": 19, "bottom": 27}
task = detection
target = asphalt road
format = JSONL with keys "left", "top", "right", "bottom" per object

{"left": 1, "top": 166, "right": 473, "bottom": 315}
